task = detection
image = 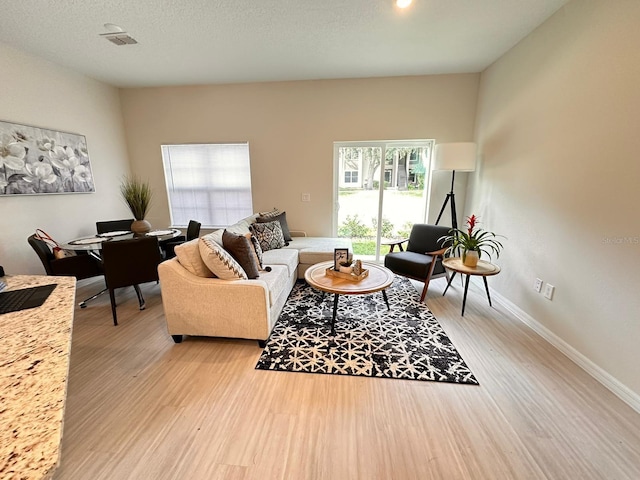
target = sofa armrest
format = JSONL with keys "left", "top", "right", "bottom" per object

{"left": 158, "top": 258, "right": 272, "bottom": 340}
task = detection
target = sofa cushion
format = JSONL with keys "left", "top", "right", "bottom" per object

{"left": 223, "top": 230, "right": 260, "bottom": 279}
{"left": 262, "top": 248, "right": 299, "bottom": 277}
{"left": 258, "top": 265, "right": 290, "bottom": 307}
{"left": 249, "top": 221, "right": 285, "bottom": 252}
{"left": 206, "top": 214, "right": 259, "bottom": 246}
{"left": 199, "top": 234, "right": 248, "bottom": 280}
{"left": 283, "top": 237, "right": 353, "bottom": 266}
{"left": 174, "top": 238, "right": 214, "bottom": 278}
{"left": 257, "top": 211, "right": 292, "bottom": 242}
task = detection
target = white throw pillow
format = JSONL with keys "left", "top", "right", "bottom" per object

{"left": 174, "top": 239, "right": 214, "bottom": 278}
{"left": 199, "top": 234, "right": 248, "bottom": 280}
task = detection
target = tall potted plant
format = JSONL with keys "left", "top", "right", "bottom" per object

{"left": 120, "top": 175, "right": 153, "bottom": 235}
{"left": 440, "top": 214, "right": 504, "bottom": 267}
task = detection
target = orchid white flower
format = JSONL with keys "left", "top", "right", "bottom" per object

{"left": 24, "top": 161, "right": 58, "bottom": 184}
{"left": 37, "top": 136, "right": 57, "bottom": 152}
{"left": 0, "top": 133, "right": 26, "bottom": 170}
{"left": 50, "top": 145, "right": 79, "bottom": 171}
{"left": 73, "top": 164, "right": 92, "bottom": 183}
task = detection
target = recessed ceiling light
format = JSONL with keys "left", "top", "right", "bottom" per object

{"left": 396, "top": 0, "right": 412, "bottom": 8}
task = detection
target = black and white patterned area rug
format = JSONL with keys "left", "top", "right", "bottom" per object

{"left": 255, "top": 277, "right": 478, "bottom": 385}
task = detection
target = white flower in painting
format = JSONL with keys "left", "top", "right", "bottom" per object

{"left": 24, "top": 161, "right": 58, "bottom": 184}
{"left": 73, "top": 164, "right": 92, "bottom": 183}
{"left": 49, "top": 145, "right": 79, "bottom": 171}
{"left": 37, "top": 136, "right": 56, "bottom": 152}
{"left": 0, "top": 133, "right": 27, "bottom": 170}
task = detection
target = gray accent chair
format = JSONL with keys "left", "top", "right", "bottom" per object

{"left": 383, "top": 224, "right": 451, "bottom": 302}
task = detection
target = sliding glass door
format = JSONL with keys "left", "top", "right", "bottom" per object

{"left": 334, "top": 140, "right": 434, "bottom": 263}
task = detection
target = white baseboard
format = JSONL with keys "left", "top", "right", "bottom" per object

{"left": 474, "top": 279, "right": 640, "bottom": 414}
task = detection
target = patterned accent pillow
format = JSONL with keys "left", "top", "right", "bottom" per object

{"left": 244, "top": 233, "right": 273, "bottom": 272}
{"left": 222, "top": 230, "right": 260, "bottom": 279}
{"left": 198, "top": 234, "right": 248, "bottom": 280}
{"left": 257, "top": 210, "right": 292, "bottom": 242}
{"left": 257, "top": 207, "right": 282, "bottom": 219}
{"left": 249, "top": 221, "right": 285, "bottom": 252}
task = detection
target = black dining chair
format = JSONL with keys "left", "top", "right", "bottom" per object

{"left": 162, "top": 220, "right": 202, "bottom": 259}
{"left": 383, "top": 224, "right": 452, "bottom": 302}
{"left": 101, "top": 236, "right": 163, "bottom": 326}
{"left": 28, "top": 234, "right": 106, "bottom": 307}
{"left": 96, "top": 219, "right": 134, "bottom": 234}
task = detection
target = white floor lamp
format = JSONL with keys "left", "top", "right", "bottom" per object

{"left": 433, "top": 142, "right": 477, "bottom": 231}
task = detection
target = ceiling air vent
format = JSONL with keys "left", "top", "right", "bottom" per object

{"left": 100, "top": 23, "right": 138, "bottom": 46}
{"left": 101, "top": 33, "right": 138, "bottom": 45}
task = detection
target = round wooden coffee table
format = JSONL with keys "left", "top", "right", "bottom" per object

{"left": 442, "top": 257, "right": 501, "bottom": 316}
{"left": 304, "top": 261, "right": 394, "bottom": 339}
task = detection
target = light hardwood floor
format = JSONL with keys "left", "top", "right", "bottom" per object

{"left": 53, "top": 276, "right": 640, "bottom": 479}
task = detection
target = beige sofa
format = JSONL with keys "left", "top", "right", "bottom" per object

{"left": 158, "top": 213, "right": 351, "bottom": 346}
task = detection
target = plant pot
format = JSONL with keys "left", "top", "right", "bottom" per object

{"left": 339, "top": 265, "right": 353, "bottom": 274}
{"left": 462, "top": 250, "right": 479, "bottom": 268}
{"left": 131, "top": 219, "right": 152, "bottom": 236}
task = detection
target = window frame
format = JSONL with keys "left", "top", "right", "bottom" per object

{"left": 160, "top": 142, "right": 254, "bottom": 229}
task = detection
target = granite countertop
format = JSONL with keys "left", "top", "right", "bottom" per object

{"left": 0, "top": 275, "right": 76, "bottom": 480}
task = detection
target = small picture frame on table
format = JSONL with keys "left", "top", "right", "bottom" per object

{"left": 334, "top": 248, "right": 349, "bottom": 271}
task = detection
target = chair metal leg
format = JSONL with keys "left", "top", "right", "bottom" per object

{"left": 133, "top": 284, "right": 145, "bottom": 310}
{"left": 79, "top": 287, "right": 107, "bottom": 308}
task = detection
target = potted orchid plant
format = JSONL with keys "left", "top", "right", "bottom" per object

{"left": 440, "top": 214, "right": 504, "bottom": 267}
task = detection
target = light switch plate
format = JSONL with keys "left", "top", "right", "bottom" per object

{"left": 544, "top": 284, "right": 555, "bottom": 300}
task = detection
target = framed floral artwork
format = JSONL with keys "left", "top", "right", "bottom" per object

{"left": 0, "top": 120, "right": 95, "bottom": 195}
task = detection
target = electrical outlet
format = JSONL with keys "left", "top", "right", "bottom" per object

{"left": 534, "top": 278, "right": 543, "bottom": 293}
{"left": 301, "top": 193, "right": 311, "bottom": 202}
{"left": 544, "top": 284, "right": 555, "bottom": 300}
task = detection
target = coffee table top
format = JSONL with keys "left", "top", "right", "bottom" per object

{"left": 442, "top": 257, "right": 501, "bottom": 276}
{"left": 304, "top": 261, "right": 394, "bottom": 295}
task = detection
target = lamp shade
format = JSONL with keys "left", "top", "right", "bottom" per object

{"left": 433, "top": 142, "right": 477, "bottom": 171}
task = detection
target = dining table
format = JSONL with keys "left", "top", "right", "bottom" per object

{"left": 60, "top": 228, "right": 183, "bottom": 308}
{"left": 62, "top": 228, "right": 183, "bottom": 258}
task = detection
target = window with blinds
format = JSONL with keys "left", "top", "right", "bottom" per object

{"left": 160, "top": 143, "right": 253, "bottom": 228}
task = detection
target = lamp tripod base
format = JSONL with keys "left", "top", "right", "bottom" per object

{"left": 434, "top": 171, "right": 459, "bottom": 231}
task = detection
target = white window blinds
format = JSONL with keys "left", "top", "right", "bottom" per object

{"left": 161, "top": 143, "right": 253, "bottom": 228}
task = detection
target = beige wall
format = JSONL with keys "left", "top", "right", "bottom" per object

{"left": 119, "top": 74, "right": 480, "bottom": 235}
{"left": 0, "top": 42, "right": 132, "bottom": 275}
{"left": 469, "top": 0, "right": 640, "bottom": 399}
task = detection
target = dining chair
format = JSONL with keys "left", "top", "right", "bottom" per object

{"left": 27, "top": 234, "right": 106, "bottom": 307}
{"left": 96, "top": 219, "right": 134, "bottom": 234}
{"left": 383, "top": 224, "right": 452, "bottom": 302}
{"left": 162, "top": 220, "right": 202, "bottom": 259}
{"left": 101, "top": 236, "right": 162, "bottom": 325}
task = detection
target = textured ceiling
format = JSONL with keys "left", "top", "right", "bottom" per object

{"left": 0, "top": 0, "right": 568, "bottom": 88}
